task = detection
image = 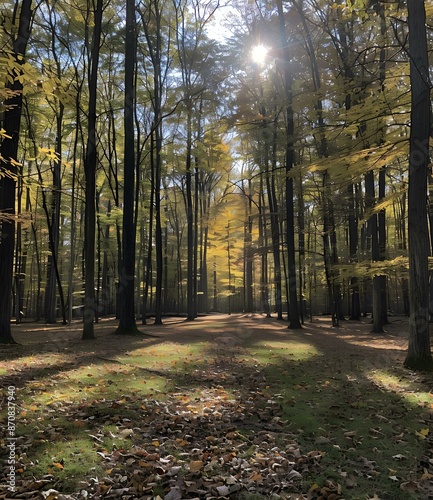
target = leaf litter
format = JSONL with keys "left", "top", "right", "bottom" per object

{"left": 0, "top": 347, "right": 339, "bottom": 498}
{"left": 2, "top": 315, "right": 433, "bottom": 499}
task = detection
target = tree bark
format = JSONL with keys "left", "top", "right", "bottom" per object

{"left": 404, "top": 0, "right": 433, "bottom": 370}
{"left": 186, "top": 109, "right": 196, "bottom": 320}
{"left": 114, "top": 0, "right": 141, "bottom": 335}
{"left": 0, "top": 0, "right": 33, "bottom": 344}
{"left": 276, "top": 0, "right": 301, "bottom": 328}
{"left": 82, "top": 0, "right": 103, "bottom": 340}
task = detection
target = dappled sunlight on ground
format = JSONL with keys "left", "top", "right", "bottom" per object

{"left": 2, "top": 314, "right": 433, "bottom": 499}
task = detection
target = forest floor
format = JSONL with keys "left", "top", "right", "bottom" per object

{"left": 1, "top": 314, "right": 433, "bottom": 500}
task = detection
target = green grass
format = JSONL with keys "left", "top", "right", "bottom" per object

{"left": 117, "top": 341, "right": 206, "bottom": 370}
{"left": 251, "top": 340, "right": 320, "bottom": 363}
{"left": 249, "top": 353, "right": 425, "bottom": 500}
{"left": 1, "top": 321, "right": 431, "bottom": 499}
{"left": 0, "top": 352, "right": 182, "bottom": 492}
{"left": 30, "top": 437, "right": 103, "bottom": 492}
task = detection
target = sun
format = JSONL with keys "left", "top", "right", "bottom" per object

{"left": 251, "top": 44, "right": 268, "bottom": 65}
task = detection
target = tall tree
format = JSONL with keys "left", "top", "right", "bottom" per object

{"left": 0, "top": 0, "right": 33, "bottom": 343}
{"left": 276, "top": 0, "right": 301, "bottom": 328}
{"left": 139, "top": 0, "right": 168, "bottom": 326}
{"left": 82, "top": 0, "right": 103, "bottom": 340}
{"left": 115, "top": 0, "right": 141, "bottom": 335}
{"left": 41, "top": 1, "right": 67, "bottom": 325}
{"left": 404, "top": 0, "right": 433, "bottom": 370}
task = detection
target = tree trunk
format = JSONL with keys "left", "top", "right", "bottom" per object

{"left": 348, "top": 183, "right": 360, "bottom": 320}
{"left": 142, "top": 156, "right": 154, "bottom": 324}
{"left": 186, "top": 110, "right": 196, "bottom": 320}
{"left": 14, "top": 163, "right": 27, "bottom": 324}
{"left": 82, "top": 0, "right": 103, "bottom": 340}
{"left": 259, "top": 182, "right": 270, "bottom": 317}
{"left": 115, "top": 0, "right": 140, "bottom": 335}
{"left": 404, "top": 0, "right": 433, "bottom": 370}
{"left": 377, "top": 0, "right": 388, "bottom": 326}
{"left": 0, "top": 0, "right": 33, "bottom": 344}
{"left": 365, "top": 171, "right": 383, "bottom": 333}
{"left": 45, "top": 109, "right": 64, "bottom": 324}
{"left": 276, "top": 0, "right": 301, "bottom": 328}
{"left": 244, "top": 180, "right": 253, "bottom": 313}
{"left": 266, "top": 157, "right": 283, "bottom": 320}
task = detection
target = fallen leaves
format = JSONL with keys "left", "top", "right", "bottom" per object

{"left": 189, "top": 460, "right": 204, "bottom": 472}
{"left": 3, "top": 315, "right": 433, "bottom": 500}
{"left": 416, "top": 427, "right": 430, "bottom": 439}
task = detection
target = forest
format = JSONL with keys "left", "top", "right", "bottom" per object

{"left": 3, "top": 2, "right": 433, "bottom": 498}
{"left": 1, "top": 0, "right": 433, "bottom": 368}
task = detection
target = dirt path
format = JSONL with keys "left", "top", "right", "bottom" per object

{"left": 0, "top": 312, "right": 410, "bottom": 357}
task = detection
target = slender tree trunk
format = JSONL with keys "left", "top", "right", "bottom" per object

{"left": 266, "top": 159, "right": 283, "bottom": 320}
{"left": 429, "top": 173, "right": 433, "bottom": 322}
{"left": 201, "top": 188, "right": 212, "bottom": 313}
{"left": 14, "top": 163, "right": 26, "bottom": 323}
{"left": 404, "top": 0, "right": 433, "bottom": 370}
{"left": 377, "top": 0, "right": 388, "bottom": 326}
{"left": 82, "top": 0, "right": 103, "bottom": 340}
{"left": 142, "top": 158, "right": 154, "bottom": 324}
{"left": 149, "top": 3, "right": 164, "bottom": 325}
{"left": 322, "top": 175, "right": 339, "bottom": 327}
{"left": 67, "top": 89, "right": 82, "bottom": 325}
{"left": 186, "top": 109, "right": 196, "bottom": 320}
{"left": 348, "top": 183, "right": 360, "bottom": 320}
{"left": 101, "top": 203, "right": 111, "bottom": 317}
{"left": 45, "top": 107, "right": 64, "bottom": 324}
{"left": 365, "top": 171, "right": 383, "bottom": 333}
{"left": 259, "top": 182, "right": 270, "bottom": 317}
{"left": 245, "top": 180, "right": 253, "bottom": 313}
{"left": 277, "top": 0, "right": 301, "bottom": 328}
{"left": 298, "top": 174, "right": 305, "bottom": 323}
{"left": 154, "top": 124, "right": 163, "bottom": 324}
{"left": 0, "top": 0, "right": 33, "bottom": 344}
{"left": 115, "top": 0, "right": 140, "bottom": 335}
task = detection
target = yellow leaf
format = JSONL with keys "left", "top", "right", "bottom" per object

{"left": 189, "top": 460, "right": 204, "bottom": 472}
{"left": 0, "top": 128, "right": 12, "bottom": 139}
{"left": 420, "top": 471, "right": 433, "bottom": 480}
{"left": 53, "top": 462, "right": 64, "bottom": 469}
{"left": 416, "top": 428, "right": 429, "bottom": 439}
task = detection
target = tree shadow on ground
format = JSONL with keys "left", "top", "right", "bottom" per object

{"left": 1, "top": 314, "right": 432, "bottom": 499}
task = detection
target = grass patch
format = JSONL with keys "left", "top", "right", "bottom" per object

{"left": 252, "top": 353, "right": 426, "bottom": 500}
{"left": 0, "top": 339, "right": 210, "bottom": 493}
{"left": 28, "top": 436, "right": 105, "bottom": 493}
{"left": 117, "top": 341, "right": 206, "bottom": 372}
{"left": 367, "top": 368, "right": 433, "bottom": 407}
{"left": 251, "top": 340, "right": 320, "bottom": 363}
{"left": 1, "top": 316, "right": 431, "bottom": 499}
